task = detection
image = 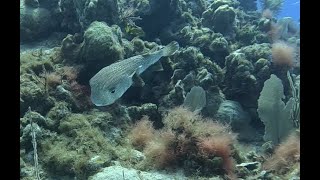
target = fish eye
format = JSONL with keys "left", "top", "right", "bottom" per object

{"left": 110, "top": 88, "right": 115, "bottom": 93}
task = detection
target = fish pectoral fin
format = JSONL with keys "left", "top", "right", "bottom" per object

{"left": 132, "top": 72, "right": 145, "bottom": 87}
{"left": 149, "top": 61, "right": 164, "bottom": 72}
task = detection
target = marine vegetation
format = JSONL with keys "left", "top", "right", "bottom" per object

{"left": 127, "top": 107, "right": 238, "bottom": 179}
{"left": 20, "top": 0, "right": 300, "bottom": 179}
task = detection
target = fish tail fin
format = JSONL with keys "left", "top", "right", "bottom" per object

{"left": 162, "top": 41, "right": 179, "bottom": 56}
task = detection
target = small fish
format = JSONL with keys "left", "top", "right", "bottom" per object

{"left": 89, "top": 41, "right": 179, "bottom": 106}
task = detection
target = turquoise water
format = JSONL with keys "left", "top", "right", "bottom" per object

{"left": 258, "top": 0, "right": 300, "bottom": 22}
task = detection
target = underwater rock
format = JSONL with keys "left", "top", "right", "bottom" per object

{"left": 241, "top": 43, "right": 271, "bottom": 61}
{"left": 236, "top": 24, "right": 262, "bottom": 46}
{"left": 132, "top": 37, "right": 146, "bottom": 52}
{"left": 47, "top": 102, "right": 71, "bottom": 125}
{"left": 223, "top": 51, "right": 257, "bottom": 107}
{"left": 175, "top": 26, "right": 230, "bottom": 66}
{"left": 90, "top": 165, "right": 186, "bottom": 180}
{"left": 40, "top": 124, "right": 115, "bottom": 179}
{"left": 159, "top": 80, "right": 185, "bottom": 111}
{"left": 181, "top": 71, "right": 196, "bottom": 92}
{"left": 237, "top": 0, "right": 257, "bottom": 11}
{"left": 257, "top": 170, "right": 275, "bottom": 180}
{"left": 61, "top": 33, "right": 83, "bottom": 62}
{"left": 160, "top": 47, "right": 224, "bottom": 111}
{"left": 159, "top": 71, "right": 197, "bottom": 110}
{"left": 130, "top": 149, "right": 146, "bottom": 162}
{"left": 104, "top": 127, "right": 122, "bottom": 144}
{"left": 215, "top": 100, "right": 251, "bottom": 130}
{"left": 127, "top": 103, "right": 161, "bottom": 126}
{"left": 43, "top": 112, "right": 116, "bottom": 161}
{"left": 115, "top": 149, "right": 146, "bottom": 165}
{"left": 258, "top": 18, "right": 272, "bottom": 32}
{"left": 172, "top": 47, "right": 224, "bottom": 81}
{"left": 24, "top": 0, "right": 39, "bottom": 8}
{"left": 55, "top": 85, "right": 74, "bottom": 103}
{"left": 202, "top": 3, "right": 236, "bottom": 36}
{"left": 53, "top": 82, "right": 92, "bottom": 113}
{"left": 136, "top": 0, "right": 179, "bottom": 40}
{"left": 201, "top": 88, "right": 225, "bottom": 117}
{"left": 38, "top": 0, "right": 60, "bottom": 9}
{"left": 172, "top": 47, "right": 200, "bottom": 72}
{"left": 171, "top": 69, "right": 187, "bottom": 85}
{"left": 78, "top": 21, "right": 124, "bottom": 82}
{"left": 20, "top": 122, "right": 42, "bottom": 148}
{"left": 261, "top": 141, "right": 274, "bottom": 155}
{"left": 20, "top": 75, "right": 55, "bottom": 116}
{"left": 58, "top": 113, "right": 91, "bottom": 134}
{"left": 236, "top": 162, "right": 260, "bottom": 171}
{"left": 86, "top": 110, "right": 114, "bottom": 133}
{"left": 209, "top": 33, "right": 229, "bottom": 52}
{"left": 72, "top": 0, "right": 119, "bottom": 29}
{"left": 20, "top": 157, "right": 35, "bottom": 178}
{"left": 184, "top": 0, "right": 207, "bottom": 17}
{"left": 59, "top": 0, "right": 82, "bottom": 32}
{"left": 223, "top": 43, "right": 272, "bottom": 109}
{"left": 207, "top": 0, "right": 240, "bottom": 12}
{"left": 20, "top": 49, "right": 56, "bottom": 74}
{"left": 87, "top": 155, "right": 109, "bottom": 173}
{"left": 80, "top": 21, "right": 124, "bottom": 64}
{"left": 167, "top": 0, "right": 207, "bottom": 18}
{"left": 212, "top": 5, "right": 236, "bottom": 35}
{"left": 20, "top": 109, "right": 54, "bottom": 130}
{"left": 20, "top": 0, "right": 59, "bottom": 42}
{"left": 214, "top": 100, "right": 258, "bottom": 141}
{"left": 196, "top": 68, "right": 215, "bottom": 89}
{"left": 20, "top": 111, "right": 44, "bottom": 148}
{"left": 254, "top": 58, "right": 272, "bottom": 84}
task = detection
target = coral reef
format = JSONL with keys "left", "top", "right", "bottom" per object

{"left": 223, "top": 43, "right": 272, "bottom": 109}
{"left": 238, "top": 0, "right": 257, "bottom": 11}
{"left": 80, "top": 21, "right": 124, "bottom": 63}
{"left": 202, "top": 4, "right": 236, "bottom": 37}
{"left": 20, "top": 0, "right": 60, "bottom": 42}
{"left": 20, "top": 0, "right": 300, "bottom": 179}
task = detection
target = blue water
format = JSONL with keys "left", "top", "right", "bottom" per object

{"left": 257, "top": 0, "right": 300, "bottom": 22}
